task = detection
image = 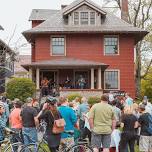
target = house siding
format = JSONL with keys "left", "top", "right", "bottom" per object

{"left": 34, "top": 33, "right": 135, "bottom": 98}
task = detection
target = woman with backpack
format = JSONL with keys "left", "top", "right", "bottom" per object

{"left": 37, "top": 96, "right": 62, "bottom": 152}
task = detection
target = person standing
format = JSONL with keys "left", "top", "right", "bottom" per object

{"left": 125, "top": 93, "right": 133, "bottom": 106}
{"left": 9, "top": 100, "right": 23, "bottom": 143}
{"left": 20, "top": 97, "right": 39, "bottom": 145}
{"left": 89, "top": 94, "right": 116, "bottom": 152}
{"left": 119, "top": 107, "right": 138, "bottom": 152}
{"left": 77, "top": 97, "right": 89, "bottom": 138}
{"left": 58, "top": 96, "right": 77, "bottom": 148}
{"left": 41, "top": 77, "right": 49, "bottom": 97}
{"left": 138, "top": 104, "right": 152, "bottom": 152}
{"left": 0, "top": 103, "right": 5, "bottom": 142}
{"left": 37, "top": 96, "right": 61, "bottom": 152}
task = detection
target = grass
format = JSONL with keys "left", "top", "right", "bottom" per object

{"left": 135, "top": 145, "right": 140, "bottom": 152}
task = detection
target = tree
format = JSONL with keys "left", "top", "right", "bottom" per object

{"left": 6, "top": 78, "right": 36, "bottom": 102}
{"left": 141, "top": 67, "right": 152, "bottom": 101}
{"left": 103, "top": 0, "right": 152, "bottom": 98}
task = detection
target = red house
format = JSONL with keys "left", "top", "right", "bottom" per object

{"left": 22, "top": 0, "right": 148, "bottom": 98}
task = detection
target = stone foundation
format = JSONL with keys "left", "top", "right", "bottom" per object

{"left": 60, "top": 89, "right": 103, "bottom": 98}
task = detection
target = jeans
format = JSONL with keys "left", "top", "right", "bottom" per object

{"left": 119, "top": 132, "right": 136, "bottom": 152}
{"left": 22, "top": 127, "right": 38, "bottom": 145}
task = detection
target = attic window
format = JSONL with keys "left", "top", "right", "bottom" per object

{"left": 80, "top": 12, "right": 88, "bottom": 25}
{"left": 90, "top": 12, "right": 95, "bottom": 25}
{"left": 74, "top": 12, "right": 79, "bottom": 25}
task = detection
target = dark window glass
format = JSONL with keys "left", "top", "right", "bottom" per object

{"left": 104, "top": 36, "right": 118, "bottom": 55}
{"left": 80, "top": 12, "right": 88, "bottom": 25}
{"left": 90, "top": 12, "right": 95, "bottom": 25}
{"left": 74, "top": 12, "right": 79, "bottom": 25}
{"left": 52, "top": 37, "right": 65, "bottom": 55}
{"left": 105, "top": 71, "right": 118, "bottom": 89}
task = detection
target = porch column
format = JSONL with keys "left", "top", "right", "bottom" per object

{"left": 91, "top": 68, "right": 94, "bottom": 89}
{"left": 36, "top": 68, "right": 40, "bottom": 89}
{"left": 98, "top": 67, "right": 102, "bottom": 89}
{"left": 29, "top": 68, "right": 32, "bottom": 80}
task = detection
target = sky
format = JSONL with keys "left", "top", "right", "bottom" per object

{"left": 0, "top": 0, "right": 114, "bottom": 55}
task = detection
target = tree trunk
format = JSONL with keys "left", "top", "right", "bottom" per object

{"left": 135, "top": 44, "right": 142, "bottom": 98}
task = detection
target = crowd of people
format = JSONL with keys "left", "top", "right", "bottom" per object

{"left": 0, "top": 93, "right": 152, "bottom": 152}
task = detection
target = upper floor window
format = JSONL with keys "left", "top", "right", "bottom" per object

{"left": 104, "top": 70, "right": 119, "bottom": 90}
{"left": 80, "top": 12, "right": 89, "bottom": 25}
{"left": 74, "top": 12, "right": 79, "bottom": 25}
{"left": 90, "top": 12, "right": 95, "bottom": 25}
{"left": 73, "top": 11, "right": 96, "bottom": 25}
{"left": 104, "top": 36, "right": 119, "bottom": 55}
{"left": 51, "top": 37, "right": 65, "bottom": 56}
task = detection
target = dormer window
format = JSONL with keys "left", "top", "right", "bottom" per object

{"left": 74, "top": 12, "right": 79, "bottom": 25}
{"left": 80, "top": 12, "right": 88, "bottom": 25}
{"left": 73, "top": 11, "right": 96, "bottom": 25}
{"left": 90, "top": 12, "right": 95, "bottom": 25}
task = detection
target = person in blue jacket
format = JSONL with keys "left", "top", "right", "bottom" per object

{"left": 58, "top": 96, "right": 77, "bottom": 148}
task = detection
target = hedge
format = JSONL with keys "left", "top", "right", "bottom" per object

{"left": 88, "top": 96, "right": 101, "bottom": 105}
{"left": 67, "top": 93, "right": 82, "bottom": 102}
{"left": 6, "top": 78, "right": 36, "bottom": 102}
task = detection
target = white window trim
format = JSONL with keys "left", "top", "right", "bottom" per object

{"left": 50, "top": 35, "right": 66, "bottom": 56}
{"left": 104, "top": 69, "right": 120, "bottom": 90}
{"left": 73, "top": 11, "right": 96, "bottom": 26}
{"left": 103, "top": 35, "right": 119, "bottom": 56}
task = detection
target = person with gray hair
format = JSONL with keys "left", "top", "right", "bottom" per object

{"left": 77, "top": 97, "right": 89, "bottom": 138}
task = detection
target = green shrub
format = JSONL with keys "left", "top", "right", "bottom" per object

{"left": 67, "top": 93, "right": 82, "bottom": 102}
{"left": 6, "top": 78, "right": 36, "bottom": 102}
{"left": 88, "top": 96, "right": 101, "bottom": 105}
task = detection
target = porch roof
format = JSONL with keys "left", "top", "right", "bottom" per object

{"left": 22, "top": 58, "right": 109, "bottom": 70}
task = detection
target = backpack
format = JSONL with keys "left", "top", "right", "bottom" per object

{"left": 146, "top": 113, "right": 152, "bottom": 135}
{"left": 50, "top": 110, "right": 66, "bottom": 134}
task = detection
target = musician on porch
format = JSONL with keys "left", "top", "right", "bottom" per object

{"left": 77, "top": 75, "right": 86, "bottom": 89}
{"left": 41, "top": 77, "right": 49, "bottom": 97}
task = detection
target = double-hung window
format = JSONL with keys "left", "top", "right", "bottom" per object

{"left": 90, "top": 12, "right": 95, "bottom": 25}
{"left": 80, "top": 12, "right": 89, "bottom": 25}
{"left": 74, "top": 12, "right": 79, "bottom": 25}
{"left": 104, "top": 36, "right": 119, "bottom": 55}
{"left": 51, "top": 37, "right": 65, "bottom": 56}
{"left": 104, "top": 70, "right": 119, "bottom": 90}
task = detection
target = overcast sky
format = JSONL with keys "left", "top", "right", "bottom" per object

{"left": 0, "top": 0, "right": 107, "bottom": 54}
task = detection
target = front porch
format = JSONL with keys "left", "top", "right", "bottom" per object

{"left": 22, "top": 58, "right": 109, "bottom": 96}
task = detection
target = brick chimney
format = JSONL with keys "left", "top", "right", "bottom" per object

{"left": 121, "top": 0, "right": 129, "bottom": 22}
{"left": 61, "top": 5, "right": 67, "bottom": 9}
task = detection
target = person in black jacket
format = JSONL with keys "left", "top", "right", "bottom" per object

{"left": 37, "top": 96, "right": 61, "bottom": 152}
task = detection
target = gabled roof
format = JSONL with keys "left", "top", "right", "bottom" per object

{"left": 62, "top": 0, "right": 106, "bottom": 16}
{"left": 22, "top": 57, "right": 109, "bottom": 70}
{"left": 23, "top": 0, "right": 148, "bottom": 43}
{"left": 14, "top": 55, "right": 31, "bottom": 73}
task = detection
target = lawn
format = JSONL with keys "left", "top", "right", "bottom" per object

{"left": 135, "top": 145, "right": 140, "bottom": 152}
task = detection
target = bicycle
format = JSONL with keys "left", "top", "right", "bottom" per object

{"left": 0, "top": 128, "right": 24, "bottom": 152}
{"left": 20, "top": 125, "right": 93, "bottom": 152}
